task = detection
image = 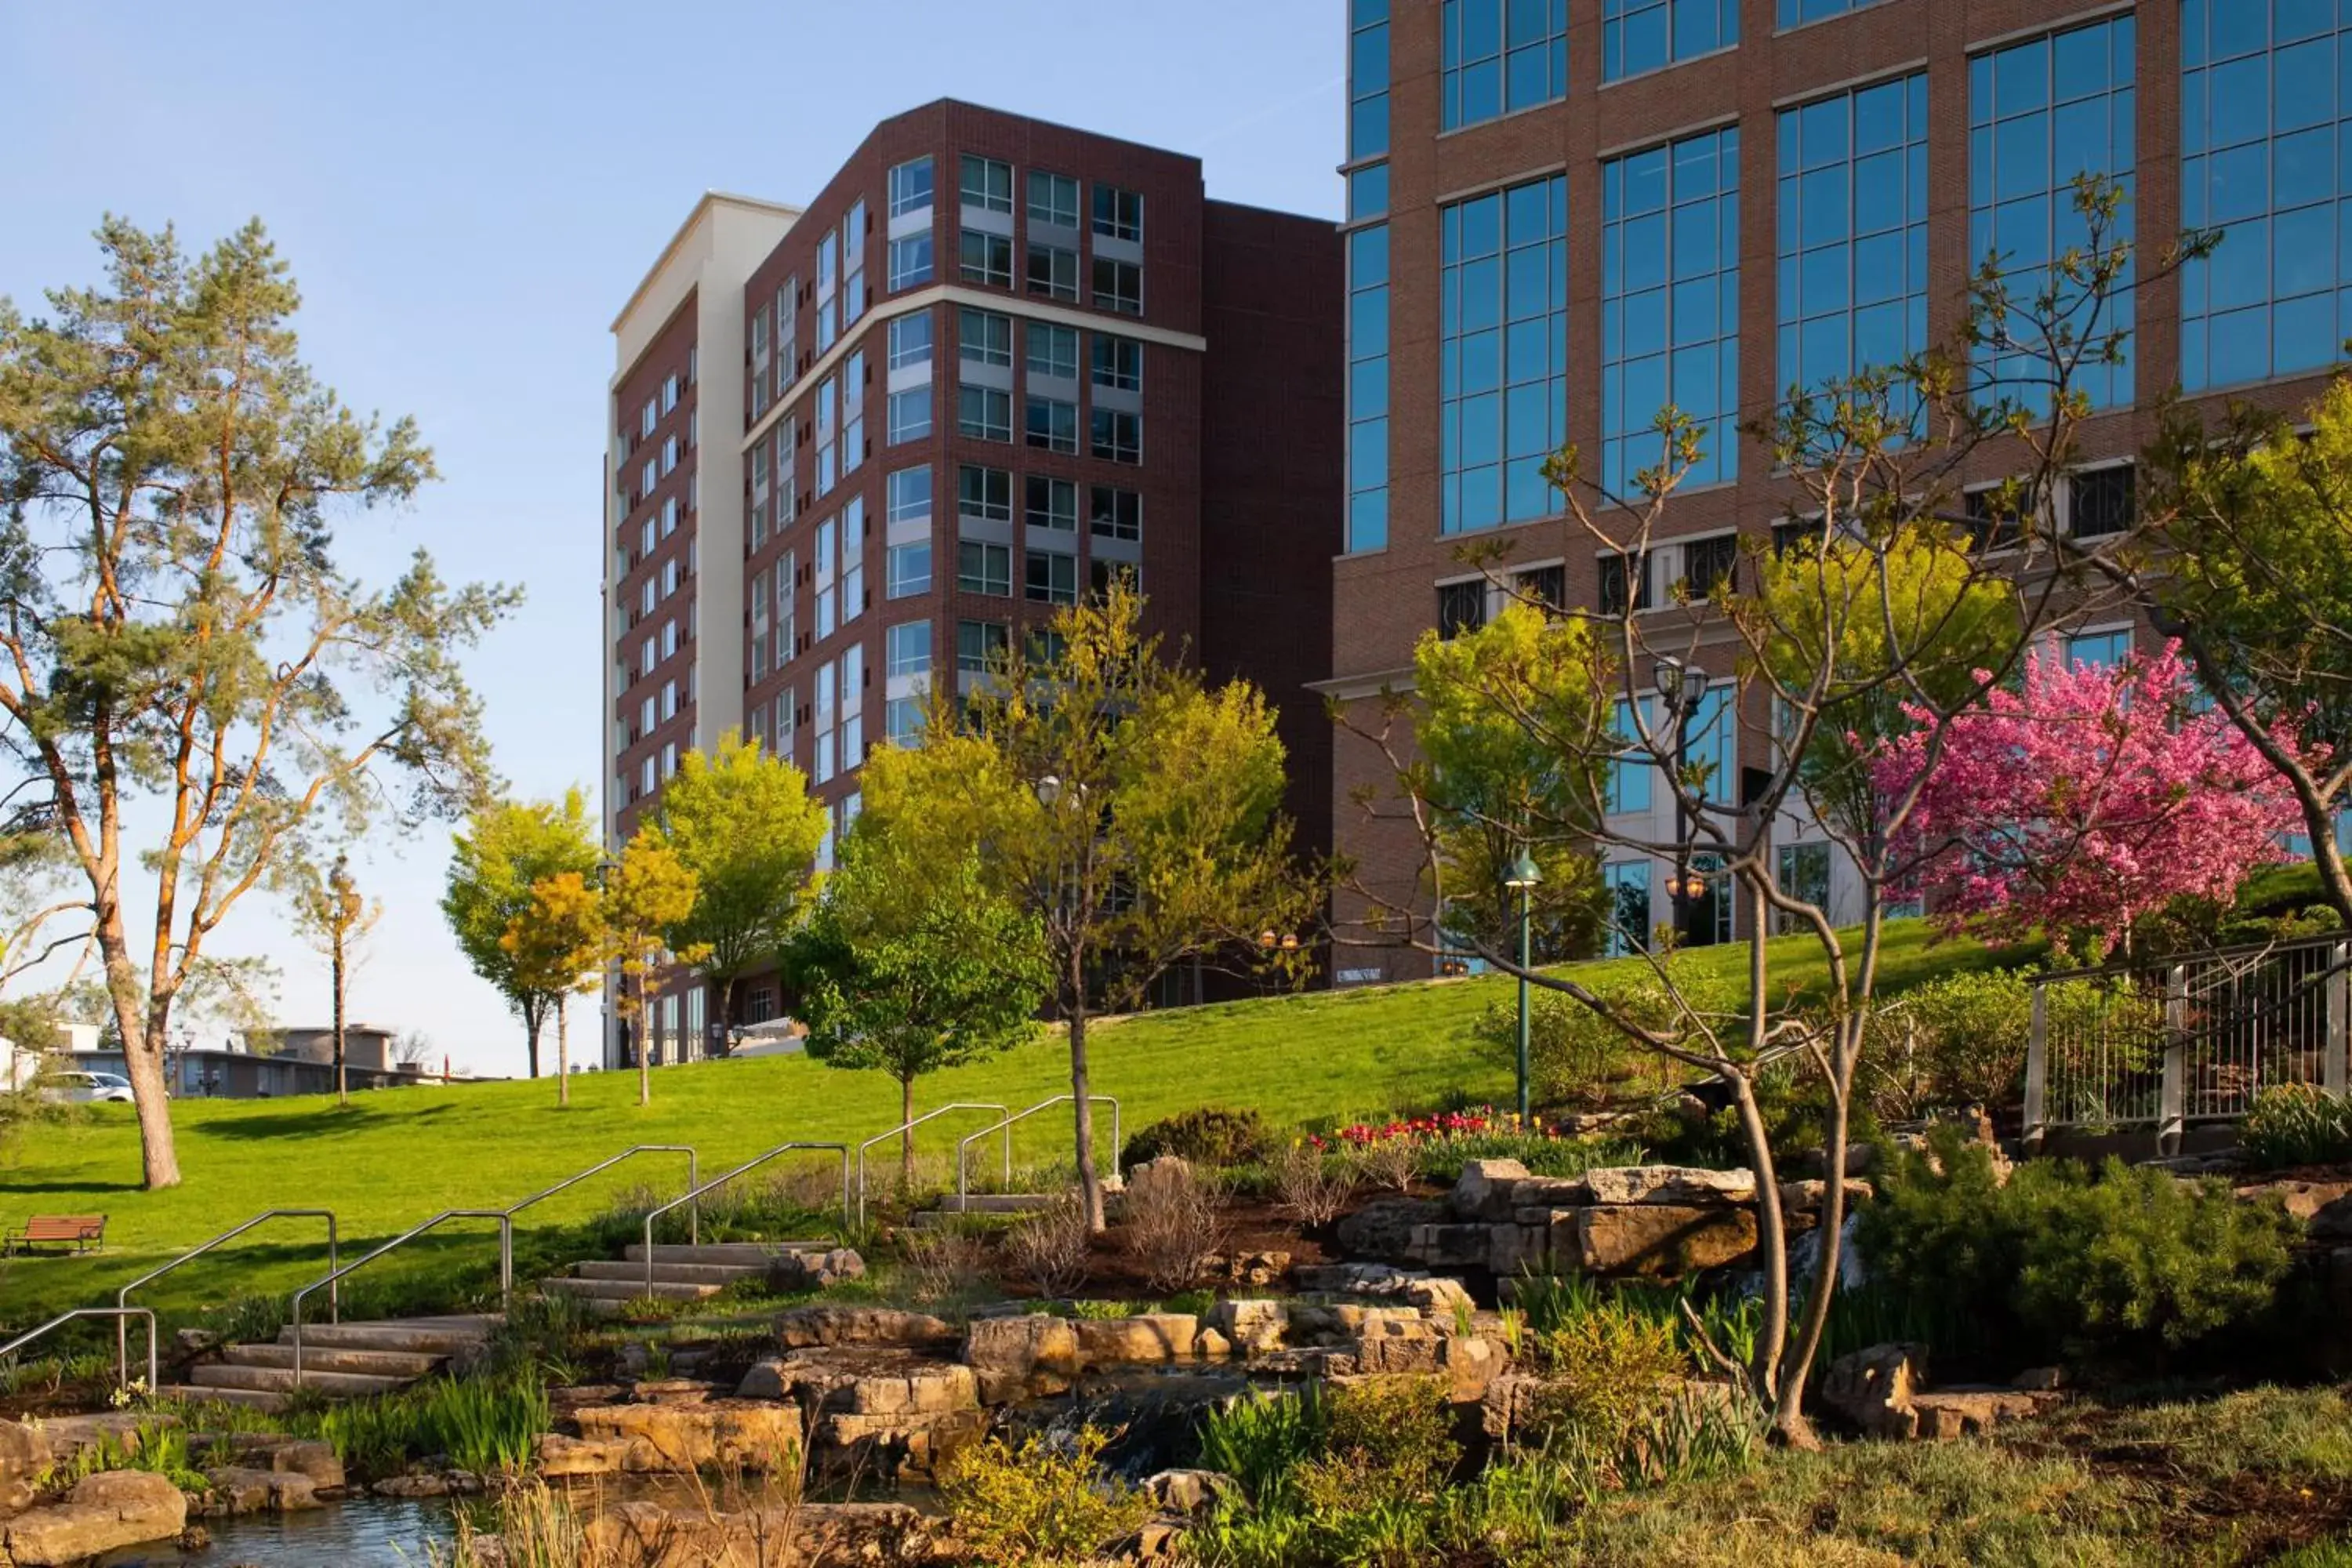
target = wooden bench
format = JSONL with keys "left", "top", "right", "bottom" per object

{"left": 2, "top": 1215, "right": 107, "bottom": 1256}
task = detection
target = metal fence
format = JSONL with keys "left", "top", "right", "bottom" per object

{"left": 2024, "top": 936, "right": 2351, "bottom": 1151}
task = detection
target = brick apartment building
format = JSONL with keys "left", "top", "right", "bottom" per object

{"left": 603, "top": 102, "right": 1341, "bottom": 1066}
{"left": 1326, "top": 0, "right": 2352, "bottom": 985}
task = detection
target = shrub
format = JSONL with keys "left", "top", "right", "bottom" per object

{"left": 1472, "top": 989, "right": 1686, "bottom": 1111}
{"left": 1417, "top": 1131, "right": 1645, "bottom": 1184}
{"left": 1292, "top": 1375, "right": 1460, "bottom": 1517}
{"left": 1523, "top": 1301, "right": 1688, "bottom": 1453}
{"left": 1860, "top": 1129, "right": 2299, "bottom": 1364}
{"left": 1120, "top": 1105, "right": 1273, "bottom": 1171}
{"left": 1273, "top": 1140, "right": 1358, "bottom": 1227}
{"left": 1000, "top": 1192, "right": 1092, "bottom": 1298}
{"left": 1866, "top": 967, "right": 2033, "bottom": 1119}
{"left": 1121, "top": 1157, "right": 1225, "bottom": 1294}
{"left": 937, "top": 1427, "right": 1150, "bottom": 1568}
{"left": 1200, "top": 1387, "right": 1327, "bottom": 1508}
{"left": 900, "top": 1228, "right": 993, "bottom": 1308}
{"left": 319, "top": 1368, "right": 548, "bottom": 1479}
{"left": 2241, "top": 1083, "right": 2352, "bottom": 1171}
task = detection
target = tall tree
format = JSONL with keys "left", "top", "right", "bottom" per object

{"left": 0, "top": 219, "right": 514, "bottom": 1186}
{"left": 501, "top": 870, "right": 604, "bottom": 1106}
{"left": 858, "top": 584, "right": 1316, "bottom": 1229}
{"left": 444, "top": 789, "right": 601, "bottom": 1077}
{"left": 289, "top": 852, "right": 380, "bottom": 1105}
{"left": 788, "top": 845, "right": 1050, "bottom": 1186}
{"left": 601, "top": 835, "right": 703, "bottom": 1108}
{"left": 642, "top": 730, "right": 826, "bottom": 1046}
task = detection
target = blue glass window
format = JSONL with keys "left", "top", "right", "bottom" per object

{"left": 1777, "top": 0, "right": 1887, "bottom": 28}
{"left": 1351, "top": 0, "right": 1391, "bottom": 159}
{"left": 1443, "top": 0, "right": 1569, "bottom": 131}
{"left": 1690, "top": 685, "right": 1738, "bottom": 806}
{"left": 1967, "top": 14, "right": 2137, "bottom": 413}
{"left": 1602, "top": 0, "right": 1738, "bottom": 83}
{"left": 1348, "top": 164, "right": 1390, "bottom": 220}
{"left": 2063, "top": 627, "right": 2132, "bottom": 670}
{"left": 1349, "top": 223, "right": 1392, "bottom": 553}
{"left": 1441, "top": 174, "right": 1570, "bottom": 534}
{"left": 1607, "top": 697, "right": 1653, "bottom": 815}
{"left": 2181, "top": 0, "right": 2352, "bottom": 389}
{"left": 1777, "top": 73, "right": 1930, "bottom": 397}
{"left": 1602, "top": 125, "right": 1741, "bottom": 495}
{"left": 1603, "top": 862, "right": 1653, "bottom": 956}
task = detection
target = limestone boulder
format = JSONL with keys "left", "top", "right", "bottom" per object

{"left": 844, "top": 1362, "right": 980, "bottom": 1417}
{"left": 266, "top": 1439, "right": 345, "bottom": 1494}
{"left": 1207, "top": 1299, "right": 1290, "bottom": 1355}
{"left": 1406, "top": 1222, "right": 1492, "bottom": 1269}
{"left": 2238, "top": 1178, "right": 2352, "bottom": 1241}
{"left": 195, "top": 1465, "right": 321, "bottom": 1516}
{"left": 1911, "top": 1388, "right": 2064, "bottom": 1438}
{"left": 771, "top": 1247, "right": 869, "bottom": 1292}
{"left": 777, "top": 1305, "right": 955, "bottom": 1350}
{"left": 1584, "top": 1165, "right": 1757, "bottom": 1206}
{"left": 962, "top": 1314, "right": 1081, "bottom": 1400}
{"left": 812, "top": 1408, "right": 991, "bottom": 1480}
{"left": 1575, "top": 1203, "right": 1758, "bottom": 1276}
{"left": 1203, "top": 1249, "right": 1294, "bottom": 1287}
{"left": 586, "top": 1498, "right": 961, "bottom": 1567}
{"left": 736, "top": 1357, "right": 791, "bottom": 1399}
{"left": 1145, "top": 1468, "right": 1240, "bottom": 1515}
{"left": 1334, "top": 1199, "right": 1445, "bottom": 1261}
{"left": 1073, "top": 1313, "right": 1198, "bottom": 1365}
{"left": 538, "top": 1432, "right": 634, "bottom": 1479}
{"left": 570, "top": 1399, "right": 803, "bottom": 1472}
{"left": 1510, "top": 1175, "right": 1595, "bottom": 1211}
{"left": 1449, "top": 1158, "right": 1531, "bottom": 1220}
{"left": 0, "top": 1471, "right": 187, "bottom": 1566}
{"left": 1197, "top": 1327, "right": 1233, "bottom": 1359}
{"left": 0, "top": 1419, "right": 53, "bottom": 1518}
{"left": 1820, "top": 1342, "right": 1929, "bottom": 1438}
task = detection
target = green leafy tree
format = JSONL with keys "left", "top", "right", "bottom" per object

{"left": 643, "top": 730, "right": 827, "bottom": 1040}
{"left": 289, "top": 852, "right": 380, "bottom": 1105}
{"left": 500, "top": 871, "right": 604, "bottom": 1107}
{"left": 789, "top": 845, "right": 1049, "bottom": 1185}
{"left": 858, "top": 584, "right": 1316, "bottom": 1228}
{"left": 602, "top": 834, "right": 703, "bottom": 1109}
{"left": 444, "top": 789, "right": 601, "bottom": 1078}
{"left": 0, "top": 219, "right": 515, "bottom": 1187}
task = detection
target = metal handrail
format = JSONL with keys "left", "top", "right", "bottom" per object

{"left": 503, "top": 1144, "right": 700, "bottom": 1243}
{"left": 954, "top": 1094, "right": 1121, "bottom": 1207}
{"left": 855, "top": 1103, "right": 1008, "bottom": 1229}
{"left": 641, "top": 1142, "right": 848, "bottom": 1300}
{"left": 2, "top": 1307, "right": 156, "bottom": 1398}
{"left": 116, "top": 1207, "right": 339, "bottom": 1387}
{"left": 289, "top": 1210, "right": 512, "bottom": 1384}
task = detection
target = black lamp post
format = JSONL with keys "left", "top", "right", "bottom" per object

{"left": 1503, "top": 847, "right": 1543, "bottom": 1123}
{"left": 1654, "top": 657, "right": 1711, "bottom": 944}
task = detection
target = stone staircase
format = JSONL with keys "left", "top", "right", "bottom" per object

{"left": 909, "top": 1191, "right": 1105, "bottom": 1230}
{"left": 161, "top": 1314, "right": 501, "bottom": 1412}
{"left": 539, "top": 1242, "right": 843, "bottom": 1316}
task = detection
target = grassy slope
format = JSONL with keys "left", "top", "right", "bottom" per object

{"left": 0, "top": 917, "right": 2010, "bottom": 1330}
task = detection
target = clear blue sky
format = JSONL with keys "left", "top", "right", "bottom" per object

{"left": 0, "top": 2, "right": 1345, "bottom": 1076}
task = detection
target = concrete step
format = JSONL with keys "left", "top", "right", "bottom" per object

{"left": 158, "top": 1384, "right": 289, "bottom": 1414}
{"left": 182, "top": 1363, "right": 409, "bottom": 1397}
{"left": 276, "top": 1318, "right": 498, "bottom": 1356}
{"left": 622, "top": 1243, "right": 827, "bottom": 1266}
{"left": 572, "top": 1258, "right": 765, "bottom": 1286}
{"left": 928, "top": 1193, "right": 1058, "bottom": 1214}
{"left": 540, "top": 1276, "right": 722, "bottom": 1303}
{"left": 217, "top": 1343, "right": 445, "bottom": 1378}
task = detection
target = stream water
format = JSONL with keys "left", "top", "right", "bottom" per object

{"left": 90, "top": 1496, "right": 457, "bottom": 1566}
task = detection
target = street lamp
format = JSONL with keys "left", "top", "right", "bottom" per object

{"left": 1504, "top": 846, "right": 1543, "bottom": 1123}
{"left": 1653, "top": 658, "right": 1711, "bottom": 945}
{"left": 1035, "top": 774, "right": 1063, "bottom": 808}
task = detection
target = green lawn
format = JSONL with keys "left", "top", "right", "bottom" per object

{"left": 0, "top": 917, "right": 2010, "bottom": 1334}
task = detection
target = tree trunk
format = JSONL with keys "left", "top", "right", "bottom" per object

{"left": 523, "top": 1006, "right": 543, "bottom": 1080}
{"left": 900, "top": 1074, "right": 916, "bottom": 1194}
{"left": 1069, "top": 985, "right": 1105, "bottom": 1232}
{"left": 556, "top": 996, "right": 571, "bottom": 1109}
{"left": 637, "top": 985, "right": 653, "bottom": 1108}
{"left": 332, "top": 939, "right": 348, "bottom": 1106}
{"left": 96, "top": 896, "right": 180, "bottom": 1188}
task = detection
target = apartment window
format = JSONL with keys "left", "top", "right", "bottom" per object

{"left": 958, "top": 540, "right": 1012, "bottom": 595}
{"left": 661, "top": 496, "right": 678, "bottom": 537}
{"left": 661, "top": 557, "right": 680, "bottom": 599}
{"left": 1602, "top": 0, "right": 1737, "bottom": 82}
{"left": 887, "top": 387, "right": 932, "bottom": 445}
{"left": 1516, "top": 564, "right": 1566, "bottom": 612}
{"left": 888, "top": 310, "right": 933, "bottom": 371}
{"left": 1090, "top": 408, "right": 1142, "bottom": 463}
{"left": 1027, "top": 243, "right": 1080, "bottom": 302}
{"left": 640, "top": 400, "right": 656, "bottom": 438}
{"left": 1777, "top": 73, "right": 1929, "bottom": 400}
{"left": 1441, "top": 173, "right": 1568, "bottom": 534}
{"left": 960, "top": 154, "right": 1013, "bottom": 213}
{"left": 1680, "top": 534, "right": 1740, "bottom": 599}
{"left": 2182, "top": 0, "right": 2350, "bottom": 388}
{"left": 842, "top": 201, "right": 868, "bottom": 327}
{"left": 960, "top": 308, "right": 1012, "bottom": 367}
{"left": 1780, "top": 0, "right": 1886, "bottom": 24}
{"left": 889, "top": 154, "right": 935, "bottom": 217}
{"left": 1441, "top": 0, "right": 1567, "bottom": 131}
{"left": 1969, "top": 13, "right": 2137, "bottom": 412}
{"left": 1026, "top": 397, "right": 1080, "bottom": 454}
{"left": 840, "top": 495, "right": 866, "bottom": 622}
{"left": 957, "top": 463, "right": 1012, "bottom": 521}
{"left": 1776, "top": 842, "right": 1833, "bottom": 931}
{"left": 641, "top": 634, "right": 655, "bottom": 672}
{"left": 1091, "top": 335, "right": 1142, "bottom": 391}
{"left": 886, "top": 696, "right": 924, "bottom": 744}
{"left": 2065, "top": 626, "right": 2132, "bottom": 670}
{"left": 817, "top": 231, "right": 839, "bottom": 354}
{"left": 1962, "top": 483, "right": 2027, "bottom": 552}
{"left": 1025, "top": 548, "right": 1078, "bottom": 604}
{"left": 1352, "top": 0, "right": 1392, "bottom": 158}
{"left": 956, "top": 619, "right": 1009, "bottom": 671}
{"left": 1690, "top": 685, "right": 1738, "bottom": 804}
{"left": 662, "top": 374, "right": 679, "bottom": 413}
{"left": 960, "top": 230, "right": 1013, "bottom": 288}
{"left": 888, "top": 234, "right": 934, "bottom": 291}
{"left": 886, "top": 619, "right": 932, "bottom": 677}
{"left": 958, "top": 384, "right": 1013, "bottom": 441}
{"left": 641, "top": 756, "right": 656, "bottom": 797}
{"left": 841, "top": 350, "right": 866, "bottom": 477}
{"left": 1597, "top": 551, "right": 1652, "bottom": 615}
{"left": 1089, "top": 559, "right": 1139, "bottom": 600}
{"left": 661, "top": 678, "right": 678, "bottom": 721}
{"left": 639, "top": 577, "right": 655, "bottom": 618}
{"left": 1028, "top": 475, "right": 1078, "bottom": 532}
{"left": 1089, "top": 485, "right": 1141, "bottom": 540}
{"left": 639, "top": 517, "right": 655, "bottom": 557}
{"left": 1602, "top": 128, "right": 1740, "bottom": 495}
{"left": 1026, "top": 322, "right": 1080, "bottom": 380}
{"left": 640, "top": 693, "right": 656, "bottom": 734}
{"left": 1092, "top": 183, "right": 1144, "bottom": 241}
{"left": 1603, "top": 862, "right": 1652, "bottom": 956}
{"left": 887, "top": 465, "right": 932, "bottom": 525}
{"left": 641, "top": 458, "right": 656, "bottom": 495}
{"left": 1029, "top": 170, "right": 1080, "bottom": 228}
{"left": 2069, "top": 463, "right": 2135, "bottom": 539}
{"left": 887, "top": 540, "right": 931, "bottom": 598}
{"left": 1349, "top": 163, "right": 1391, "bottom": 221}
{"left": 1349, "top": 223, "right": 1392, "bottom": 551}
{"left": 1436, "top": 579, "right": 1487, "bottom": 638}
{"left": 1092, "top": 258, "right": 1143, "bottom": 315}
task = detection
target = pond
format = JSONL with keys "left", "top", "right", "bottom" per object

{"left": 91, "top": 1496, "right": 457, "bottom": 1566}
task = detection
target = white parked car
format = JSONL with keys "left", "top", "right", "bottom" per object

{"left": 45, "top": 1070, "right": 136, "bottom": 1105}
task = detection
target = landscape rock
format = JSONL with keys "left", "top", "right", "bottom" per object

{"left": 1144, "top": 1468, "right": 1240, "bottom": 1515}
{"left": 962, "top": 1314, "right": 1082, "bottom": 1399}
{"left": 0, "top": 1470, "right": 187, "bottom": 1566}
{"left": 1197, "top": 1327, "right": 1233, "bottom": 1359}
{"left": 1074, "top": 1313, "right": 1198, "bottom": 1364}
{"left": 31, "top": 1413, "right": 171, "bottom": 1466}
{"left": 571, "top": 1399, "right": 804, "bottom": 1472}
{"left": 812, "top": 1407, "right": 991, "bottom": 1481}
{"left": 844, "top": 1362, "right": 980, "bottom": 1417}
{"left": 1777, "top": 1178, "right": 1875, "bottom": 1213}
{"left": 195, "top": 1465, "right": 321, "bottom": 1516}
{"left": 1450, "top": 1158, "right": 1533, "bottom": 1220}
{"left": 1511, "top": 1174, "right": 1595, "bottom": 1210}
{"left": 777, "top": 1306, "right": 955, "bottom": 1351}
{"left": 0, "top": 1419, "right": 53, "bottom": 1517}
{"left": 1575, "top": 1203, "right": 1759, "bottom": 1275}
{"left": 174, "top": 1327, "right": 221, "bottom": 1356}
{"left": 537, "top": 1432, "right": 637, "bottom": 1479}
{"left": 1820, "top": 1342, "right": 1929, "bottom": 1438}
{"left": 1334, "top": 1199, "right": 1445, "bottom": 1261}
{"left": 1207, "top": 1299, "right": 1290, "bottom": 1355}
{"left": 584, "top": 1498, "right": 961, "bottom": 1566}
{"left": 631, "top": 1377, "right": 716, "bottom": 1406}
{"left": 1584, "top": 1164, "right": 1758, "bottom": 1207}
{"left": 2012, "top": 1366, "right": 2067, "bottom": 1392}
{"left": 1911, "top": 1388, "right": 2066, "bottom": 1438}
{"left": 2238, "top": 1178, "right": 2352, "bottom": 1240}
{"left": 736, "top": 1357, "right": 791, "bottom": 1400}
{"left": 1403, "top": 1276, "right": 1476, "bottom": 1317}
{"left": 265, "top": 1438, "right": 345, "bottom": 1494}
{"left": 1203, "top": 1249, "right": 1294, "bottom": 1287}
{"left": 1486, "top": 1222, "right": 1544, "bottom": 1278}
{"left": 772, "top": 1247, "right": 869, "bottom": 1292}
{"left": 1406, "top": 1222, "right": 1494, "bottom": 1269}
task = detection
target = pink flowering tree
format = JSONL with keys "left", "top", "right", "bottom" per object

{"left": 1874, "top": 641, "right": 2311, "bottom": 952}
